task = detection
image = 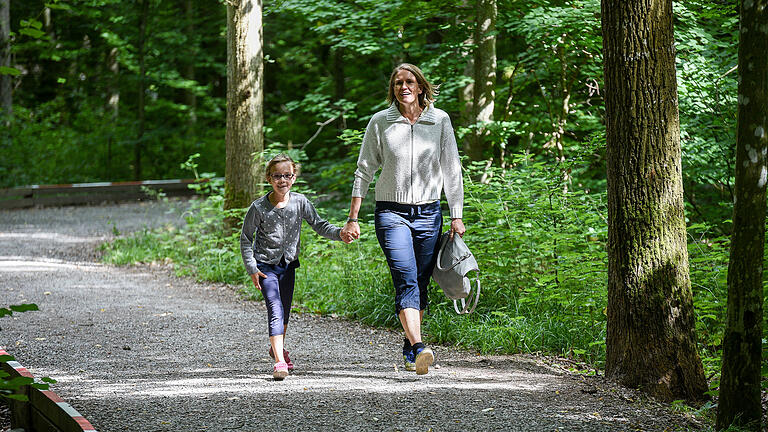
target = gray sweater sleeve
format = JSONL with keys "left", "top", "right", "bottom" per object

{"left": 440, "top": 115, "right": 464, "bottom": 219}
{"left": 239, "top": 203, "right": 261, "bottom": 275}
{"left": 352, "top": 118, "right": 382, "bottom": 198}
{"left": 301, "top": 197, "right": 343, "bottom": 241}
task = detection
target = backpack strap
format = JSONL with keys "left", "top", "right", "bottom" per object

{"left": 453, "top": 271, "right": 481, "bottom": 314}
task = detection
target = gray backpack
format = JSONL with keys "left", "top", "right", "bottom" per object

{"left": 432, "top": 232, "right": 481, "bottom": 314}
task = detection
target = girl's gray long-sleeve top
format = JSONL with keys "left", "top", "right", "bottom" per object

{"left": 240, "top": 191, "right": 342, "bottom": 275}
{"left": 352, "top": 103, "right": 464, "bottom": 219}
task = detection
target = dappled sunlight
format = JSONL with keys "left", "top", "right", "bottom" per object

{"left": 0, "top": 232, "right": 102, "bottom": 243}
{"left": 0, "top": 258, "right": 105, "bottom": 272}
{"left": 62, "top": 364, "right": 552, "bottom": 400}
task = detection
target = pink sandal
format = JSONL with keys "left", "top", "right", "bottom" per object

{"left": 273, "top": 361, "right": 289, "bottom": 380}
{"left": 269, "top": 347, "right": 294, "bottom": 371}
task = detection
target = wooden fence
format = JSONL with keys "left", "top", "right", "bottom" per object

{"left": 0, "top": 179, "right": 205, "bottom": 209}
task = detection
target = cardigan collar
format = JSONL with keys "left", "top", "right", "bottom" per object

{"left": 386, "top": 103, "right": 437, "bottom": 125}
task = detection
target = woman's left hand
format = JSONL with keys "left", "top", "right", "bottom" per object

{"left": 450, "top": 218, "right": 466, "bottom": 239}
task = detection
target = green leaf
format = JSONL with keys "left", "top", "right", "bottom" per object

{"left": 45, "top": 2, "right": 72, "bottom": 11}
{"left": 2, "top": 394, "right": 29, "bottom": 401}
{"left": 10, "top": 304, "right": 38, "bottom": 313}
{"left": 0, "top": 66, "right": 21, "bottom": 76}
{"left": 19, "top": 28, "right": 46, "bottom": 39}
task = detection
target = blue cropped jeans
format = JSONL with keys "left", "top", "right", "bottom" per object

{"left": 258, "top": 258, "right": 299, "bottom": 336}
{"left": 374, "top": 201, "right": 442, "bottom": 313}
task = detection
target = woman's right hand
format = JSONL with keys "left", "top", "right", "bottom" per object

{"left": 341, "top": 221, "right": 360, "bottom": 241}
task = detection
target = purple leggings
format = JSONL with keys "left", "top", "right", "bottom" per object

{"left": 258, "top": 259, "right": 299, "bottom": 336}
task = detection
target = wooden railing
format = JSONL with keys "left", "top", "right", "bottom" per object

{"left": 0, "top": 179, "right": 206, "bottom": 209}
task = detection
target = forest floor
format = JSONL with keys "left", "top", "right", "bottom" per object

{"left": 0, "top": 201, "right": 709, "bottom": 431}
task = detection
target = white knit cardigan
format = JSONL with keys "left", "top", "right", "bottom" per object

{"left": 352, "top": 103, "right": 464, "bottom": 219}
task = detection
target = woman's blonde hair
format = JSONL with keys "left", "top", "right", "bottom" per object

{"left": 265, "top": 153, "right": 300, "bottom": 180}
{"left": 386, "top": 63, "right": 436, "bottom": 109}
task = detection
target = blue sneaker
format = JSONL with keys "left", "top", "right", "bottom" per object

{"left": 414, "top": 346, "right": 434, "bottom": 375}
{"left": 403, "top": 349, "right": 416, "bottom": 371}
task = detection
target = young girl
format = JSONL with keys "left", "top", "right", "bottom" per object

{"left": 240, "top": 154, "right": 352, "bottom": 380}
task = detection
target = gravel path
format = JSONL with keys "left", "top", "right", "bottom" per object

{"left": 0, "top": 201, "right": 706, "bottom": 431}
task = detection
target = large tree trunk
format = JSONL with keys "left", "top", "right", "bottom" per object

{"left": 466, "top": 0, "right": 496, "bottom": 161}
{"left": 716, "top": 1, "right": 767, "bottom": 429}
{"left": 225, "top": 0, "right": 263, "bottom": 224}
{"left": 0, "top": 0, "right": 12, "bottom": 124}
{"left": 601, "top": 0, "right": 707, "bottom": 402}
{"left": 135, "top": 0, "right": 149, "bottom": 180}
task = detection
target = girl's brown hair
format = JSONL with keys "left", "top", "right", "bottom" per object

{"left": 265, "top": 153, "right": 300, "bottom": 180}
{"left": 386, "top": 63, "right": 436, "bottom": 109}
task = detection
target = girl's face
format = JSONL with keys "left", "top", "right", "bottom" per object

{"left": 393, "top": 69, "right": 422, "bottom": 107}
{"left": 268, "top": 161, "right": 296, "bottom": 194}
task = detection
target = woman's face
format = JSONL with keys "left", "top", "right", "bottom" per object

{"left": 393, "top": 69, "right": 422, "bottom": 107}
{"left": 268, "top": 161, "right": 296, "bottom": 194}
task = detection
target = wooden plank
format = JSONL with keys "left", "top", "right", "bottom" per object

{"left": 0, "top": 197, "right": 34, "bottom": 209}
{"left": 30, "top": 388, "right": 95, "bottom": 432}
{"left": 0, "top": 187, "right": 33, "bottom": 198}
{"left": 0, "top": 178, "right": 211, "bottom": 209}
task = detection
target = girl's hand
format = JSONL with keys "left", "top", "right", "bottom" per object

{"left": 340, "top": 230, "right": 354, "bottom": 244}
{"left": 341, "top": 221, "right": 360, "bottom": 241}
{"left": 250, "top": 272, "right": 267, "bottom": 290}
{"left": 449, "top": 218, "right": 466, "bottom": 240}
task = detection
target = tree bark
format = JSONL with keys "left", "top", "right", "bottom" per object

{"left": 184, "top": 0, "right": 197, "bottom": 129}
{"left": 0, "top": 0, "right": 12, "bottom": 124}
{"left": 716, "top": 0, "right": 767, "bottom": 429}
{"left": 466, "top": 0, "right": 496, "bottom": 161}
{"left": 225, "top": 0, "right": 264, "bottom": 223}
{"left": 135, "top": 0, "right": 149, "bottom": 180}
{"left": 106, "top": 46, "right": 119, "bottom": 180}
{"left": 602, "top": 0, "right": 707, "bottom": 402}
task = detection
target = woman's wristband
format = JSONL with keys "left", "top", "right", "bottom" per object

{"left": 347, "top": 218, "right": 358, "bottom": 223}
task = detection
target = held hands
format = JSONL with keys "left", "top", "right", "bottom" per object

{"left": 340, "top": 220, "right": 360, "bottom": 244}
{"left": 449, "top": 218, "right": 466, "bottom": 240}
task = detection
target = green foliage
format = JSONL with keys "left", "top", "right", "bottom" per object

{"left": 0, "top": 303, "right": 39, "bottom": 318}
{"left": 1, "top": 303, "right": 53, "bottom": 402}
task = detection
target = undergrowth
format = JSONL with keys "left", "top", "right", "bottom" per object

{"left": 100, "top": 147, "right": 762, "bottom": 390}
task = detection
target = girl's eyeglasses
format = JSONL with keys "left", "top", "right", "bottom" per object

{"left": 270, "top": 173, "right": 295, "bottom": 180}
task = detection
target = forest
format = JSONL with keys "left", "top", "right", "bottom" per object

{"left": 2, "top": 0, "right": 765, "bottom": 429}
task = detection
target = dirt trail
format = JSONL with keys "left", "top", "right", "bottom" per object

{"left": 0, "top": 202, "right": 703, "bottom": 431}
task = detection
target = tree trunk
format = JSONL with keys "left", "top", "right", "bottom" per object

{"left": 106, "top": 46, "right": 119, "bottom": 180}
{"left": 602, "top": 0, "right": 707, "bottom": 402}
{"left": 184, "top": 0, "right": 197, "bottom": 129}
{"left": 466, "top": 0, "right": 496, "bottom": 161}
{"left": 135, "top": 0, "right": 149, "bottom": 180}
{"left": 716, "top": 1, "right": 767, "bottom": 429}
{"left": 0, "top": 0, "right": 12, "bottom": 124}
{"left": 225, "top": 0, "right": 264, "bottom": 224}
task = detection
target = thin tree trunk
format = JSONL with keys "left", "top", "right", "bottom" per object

{"left": 184, "top": 0, "right": 197, "bottom": 128}
{"left": 602, "top": 0, "right": 707, "bottom": 402}
{"left": 0, "top": 0, "right": 11, "bottom": 124}
{"left": 106, "top": 47, "right": 119, "bottom": 180}
{"left": 716, "top": 0, "right": 767, "bottom": 429}
{"left": 225, "top": 0, "right": 264, "bottom": 225}
{"left": 467, "top": 0, "right": 496, "bottom": 161}
{"left": 135, "top": 0, "right": 149, "bottom": 180}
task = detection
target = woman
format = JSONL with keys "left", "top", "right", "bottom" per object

{"left": 341, "top": 63, "right": 465, "bottom": 375}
